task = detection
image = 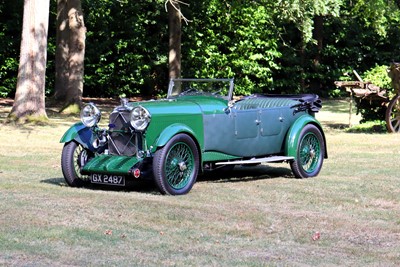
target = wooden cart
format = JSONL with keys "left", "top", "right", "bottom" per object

{"left": 335, "top": 64, "right": 400, "bottom": 132}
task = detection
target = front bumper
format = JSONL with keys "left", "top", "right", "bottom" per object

{"left": 81, "top": 155, "right": 143, "bottom": 176}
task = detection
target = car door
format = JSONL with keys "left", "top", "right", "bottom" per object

{"left": 234, "top": 109, "right": 259, "bottom": 139}
{"left": 232, "top": 106, "right": 285, "bottom": 156}
{"left": 202, "top": 102, "right": 285, "bottom": 157}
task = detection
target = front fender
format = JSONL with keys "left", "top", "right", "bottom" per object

{"left": 152, "top": 123, "right": 200, "bottom": 152}
{"left": 285, "top": 115, "right": 328, "bottom": 158}
{"left": 60, "top": 122, "right": 96, "bottom": 151}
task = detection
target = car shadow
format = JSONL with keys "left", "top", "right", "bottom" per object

{"left": 198, "top": 164, "right": 294, "bottom": 183}
{"left": 42, "top": 165, "right": 294, "bottom": 194}
{"left": 41, "top": 177, "right": 160, "bottom": 194}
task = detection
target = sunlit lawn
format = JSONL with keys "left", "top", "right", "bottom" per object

{"left": 0, "top": 98, "right": 399, "bottom": 266}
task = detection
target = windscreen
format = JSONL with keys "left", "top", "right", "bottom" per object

{"left": 167, "top": 79, "right": 233, "bottom": 100}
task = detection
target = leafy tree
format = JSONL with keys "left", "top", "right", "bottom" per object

{"left": 82, "top": 0, "right": 168, "bottom": 97}
{"left": 8, "top": 0, "right": 50, "bottom": 122}
{"left": 182, "top": 1, "right": 282, "bottom": 95}
{"left": 351, "top": 0, "right": 400, "bottom": 38}
{"left": 1, "top": 0, "right": 399, "bottom": 107}
{"left": 0, "top": 2, "right": 23, "bottom": 98}
{"left": 328, "top": 1, "right": 400, "bottom": 80}
{"left": 273, "top": 0, "right": 400, "bottom": 97}
{"left": 272, "top": 0, "right": 342, "bottom": 92}
{"left": 275, "top": 0, "right": 341, "bottom": 43}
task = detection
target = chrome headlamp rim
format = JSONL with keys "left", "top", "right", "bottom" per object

{"left": 130, "top": 105, "right": 151, "bottom": 131}
{"left": 80, "top": 103, "right": 101, "bottom": 127}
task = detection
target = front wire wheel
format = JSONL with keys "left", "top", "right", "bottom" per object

{"left": 61, "top": 141, "right": 92, "bottom": 187}
{"left": 290, "top": 124, "right": 325, "bottom": 178}
{"left": 153, "top": 134, "right": 199, "bottom": 195}
{"left": 386, "top": 94, "right": 400, "bottom": 133}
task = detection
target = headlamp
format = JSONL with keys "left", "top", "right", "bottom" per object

{"left": 80, "top": 103, "right": 101, "bottom": 127}
{"left": 130, "top": 106, "right": 151, "bottom": 131}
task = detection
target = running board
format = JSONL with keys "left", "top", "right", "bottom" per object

{"left": 215, "top": 156, "right": 294, "bottom": 165}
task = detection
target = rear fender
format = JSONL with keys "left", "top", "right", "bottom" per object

{"left": 285, "top": 115, "right": 328, "bottom": 159}
{"left": 60, "top": 122, "right": 96, "bottom": 151}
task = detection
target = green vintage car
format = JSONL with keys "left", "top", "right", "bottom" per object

{"left": 61, "top": 78, "right": 327, "bottom": 195}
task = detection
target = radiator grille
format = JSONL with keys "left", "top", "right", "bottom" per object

{"left": 108, "top": 111, "right": 137, "bottom": 156}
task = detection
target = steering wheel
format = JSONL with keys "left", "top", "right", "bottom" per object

{"left": 180, "top": 88, "right": 199, "bottom": 95}
{"left": 212, "top": 89, "right": 223, "bottom": 96}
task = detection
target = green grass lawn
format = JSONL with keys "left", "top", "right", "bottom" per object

{"left": 0, "top": 98, "right": 399, "bottom": 266}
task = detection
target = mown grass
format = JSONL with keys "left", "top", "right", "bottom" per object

{"left": 0, "top": 98, "right": 400, "bottom": 266}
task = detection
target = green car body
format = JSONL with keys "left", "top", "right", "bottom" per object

{"left": 60, "top": 78, "right": 327, "bottom": 195}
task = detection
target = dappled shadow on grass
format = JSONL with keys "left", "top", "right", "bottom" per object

{"left": 321, "top": 98, "right": 352, "bottom": 114}
{"left": 322, "top": 121, "right": 388, "bottom": 133}
{"left": 345, "top": 122, "right": 388, "bottom": 133}
{"left": 323, "top": 122, "right": 350, "bottom": 130}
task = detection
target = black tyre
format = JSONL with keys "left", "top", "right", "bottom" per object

{"left": 290, "top": 124, "right": 325, "bottom": 178}
{"left": 153, "top": 134, "right": 199, "bottom": 195}
{"left": 61, "top": 141, "right": 92, "bottom": 187}
{"left": 386, "top": 94, "right": 400, "bottom": 133}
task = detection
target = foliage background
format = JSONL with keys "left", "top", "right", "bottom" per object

{"left": 1, "top": 0, "right": 400, "bottom": 99}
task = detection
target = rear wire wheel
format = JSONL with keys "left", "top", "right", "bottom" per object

{"left": 386, "top": 94, "right": 400, "bottom": 133}
{"left": 153, "top": 134, "right": 199, "bottom": 195}
{"left": 61, "top": 141, "right": 91, "bottom": 187}
{"left": 290, "top": 124, "right": 325, "bottom": 178}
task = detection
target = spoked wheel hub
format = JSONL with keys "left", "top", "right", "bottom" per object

{"left": 178, "top": 161, "right": 188, "bottom": 172}
{"left": 300, "top": 133, "right": 320, "bottom": 173}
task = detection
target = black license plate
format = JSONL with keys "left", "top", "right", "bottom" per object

{"left": 91, "top": 174, "right": 125, "bottom": 186}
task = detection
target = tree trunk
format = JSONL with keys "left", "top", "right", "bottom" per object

{"left": 310, "top": 15, "right": 324, "bottom": 92}
{"left": 300, "top": 33, "right": 306, "bottom": 92}
{"left": 54, "top": 0, "right": 70, "bottom": 102}
{"left": 64, "top": 0, "right": 85, "bottom": 109}
{"left": 167, "top": 1, "right": 181, "bottom": 79}
{"left": 9, "top": 0, "right": 50, "bottom": 122}
{"left": 313, "top": 15, "right": 323, "bottom": 68}
{"left": 55, "top": 0, "right": 85, "bottom": 113}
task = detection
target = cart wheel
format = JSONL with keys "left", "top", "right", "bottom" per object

{"left": 386, "top": 94, "right": 400, "bottom": 133}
